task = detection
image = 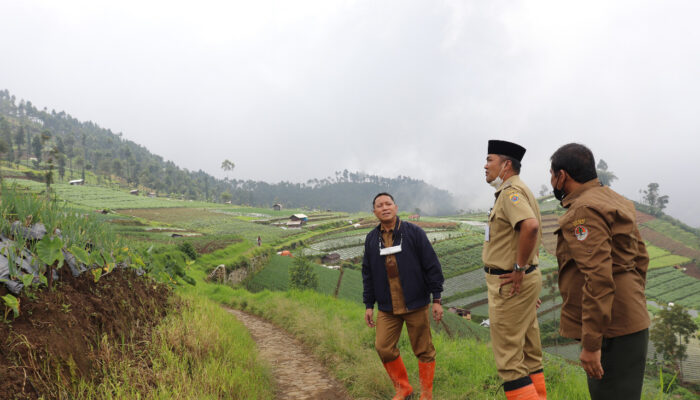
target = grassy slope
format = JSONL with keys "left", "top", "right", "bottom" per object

{"left": 74, "top": 293, "right": 275, "bottom": 399}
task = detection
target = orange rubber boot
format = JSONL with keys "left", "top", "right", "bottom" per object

{"left": 418, "top": 361, "right": 435, "bottom": 400}
{"left": 505, "top": 383, "right": 539, "bottom": 400}
{"left": 529, "top": 371, "right": 547, "bottom": 400}
{"left": 383, "top": 356, "right": 413, "bottom": 400}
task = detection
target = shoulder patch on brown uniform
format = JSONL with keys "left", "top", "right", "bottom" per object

{"left": 574, "top": 225, "right": 589, "bottom": 241}
{"left": 508, "top": 192, "right": 522, "bottom": 204}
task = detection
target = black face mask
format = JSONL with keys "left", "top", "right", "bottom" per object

{"left": 552, "top": 171, "right": 566, "bottom": 202}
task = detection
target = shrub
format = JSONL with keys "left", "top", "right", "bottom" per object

{"left": 177, "top": 241, "right": 198, "bottom": 260}
{"left": 289, "top": 256, "right": 318, "bottom": 290}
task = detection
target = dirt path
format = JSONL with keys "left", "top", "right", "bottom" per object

{"left": 227, "top": 309, "right": 352, "bottom": 400}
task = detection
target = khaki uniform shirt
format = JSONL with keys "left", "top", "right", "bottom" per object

{"left": 556, "top": 179, "right": 650, "bottom": 351}
{"left": 382, "top": 222, "right": 408, "bottom": 314}
{"left": 483, "top": 175, "right": 542, "bottom": 270}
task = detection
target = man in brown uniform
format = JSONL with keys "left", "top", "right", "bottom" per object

{"left": 550, "top": 143, "right": 650, "bottom": 399}
{"left": 482, "top": 140, "right": 546, "bottom": 400}
{"left": 362, "top": 193, "right": 445, "bottom": 400}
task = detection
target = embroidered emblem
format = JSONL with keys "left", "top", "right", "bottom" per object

{"left": 509, "top": 193, "right": 521, "bottom": 204}
{"left": 571, "top": 218, "right": 586, "bottom": 227}
{"left": 574, "top": 225, "right": 588, "bottom": 241}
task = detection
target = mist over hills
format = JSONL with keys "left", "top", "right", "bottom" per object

{"left": 0, "top": 90, "right": 456, "bottom": 215}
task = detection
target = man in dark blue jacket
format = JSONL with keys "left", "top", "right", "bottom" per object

{"left": 362, "top": 192, "right": 444, "bottom": 400}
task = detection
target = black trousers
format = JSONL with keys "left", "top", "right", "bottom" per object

{"left": 587, "top": 329, "right": 649, "bottom": 400}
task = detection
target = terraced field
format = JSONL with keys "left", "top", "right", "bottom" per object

{"left": 646, "top": 267, "right": 700, "bottom": 309}
{"left": 643, "top": 219, "right": 700, "bottom": 251}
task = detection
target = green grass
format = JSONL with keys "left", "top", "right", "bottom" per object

{"left": 73, "top": 293, "right": 274, "bottom": 399}
{"left": 649, "top": 255, "right": 692, "bottom": 269}
{"left": 647, "top": 244, "right": 671, "bottom": 259}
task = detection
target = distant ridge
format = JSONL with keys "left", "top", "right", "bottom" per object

{"left": 0, "top": 89, "right": 454, "bottom": 215}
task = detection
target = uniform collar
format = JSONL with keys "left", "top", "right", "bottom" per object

{"left": 561, "top": 178, "right": 603, "bottom": 208}
{"left": 494, "top": 175, "right": 521, "bottom": 197}
{"left": 378, "top": 216, "right": 402, "bottom": 233}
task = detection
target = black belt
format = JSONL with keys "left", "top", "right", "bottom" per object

{"left": 484, "top": 265, "right": 537, "bottom": 275}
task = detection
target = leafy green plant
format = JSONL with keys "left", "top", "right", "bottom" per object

{"left": 36, "top": 233, "right": 65, "bottom": 288}
{"left": 2, "top": 294, "right": 20, "bottom": 320}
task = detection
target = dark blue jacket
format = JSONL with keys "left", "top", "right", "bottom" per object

{"left": 362, "top": 217, "right": 444, "bottom": 312}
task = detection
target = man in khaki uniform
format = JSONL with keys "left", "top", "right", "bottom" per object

{"left": 482, "top": 140, "right": 546, "bottom": 400}
{"left": 550, "top": 143, "right": 650, "bottom": 399}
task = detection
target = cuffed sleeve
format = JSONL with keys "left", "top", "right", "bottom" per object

{"left": 562, "top": 207, "right": 614, "bottom": 352}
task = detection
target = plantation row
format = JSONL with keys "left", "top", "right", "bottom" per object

{"left": 643, "top": 219, "right": 700, "bottom": 251}
{"left": 438, "top": 246, "right": 484, "bottom": 278}
{"left": 443, "top": 268, "right": 486, "bottom": 298}
{"left": 444, "top": 290, "right": 487, "bottom": 308}
{"left": 645, "top": 268, "right": 700, "bottom": 309}
{"left": 430, "top": 230, "right": 483, "bottom": 255}
{"left": 8, "top": 179, "right": 210, "bottom": 210}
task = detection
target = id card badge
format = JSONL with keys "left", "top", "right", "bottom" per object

{"left": 484, "top": 224, "right": 490, "bottom": 242}
{"left": 380, "top": 244, "right": 402, "bottom": 256}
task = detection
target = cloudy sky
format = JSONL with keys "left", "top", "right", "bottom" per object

{"left": 1, "top": 0, "right": 699, "bottom": 225}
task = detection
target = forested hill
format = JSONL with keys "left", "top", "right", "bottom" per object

{"left": 228, "top": 173, "right": 456, "bottom": 215}
{"left": 0, "top": 90, "right": 456, "bottom": 215}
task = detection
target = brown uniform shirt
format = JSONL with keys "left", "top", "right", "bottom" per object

{"left": 556, "top": 178, "right": 650, "bottom": 351}
{"left": 483, "top": 175, "right": 542, "bottom": 270}
{"left": 382, "top": 222, "right": 408, "bottom": 314}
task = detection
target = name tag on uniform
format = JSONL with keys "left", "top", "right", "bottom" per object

{"left": 485, "top": 225, "right": 490, "bottom": 242}
{"left": 380, "top": 244, "right": 402, "bottom": 256}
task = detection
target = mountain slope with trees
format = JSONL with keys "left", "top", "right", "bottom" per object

{"left": 0, "top": 89, "right": 456, "bottom": 215}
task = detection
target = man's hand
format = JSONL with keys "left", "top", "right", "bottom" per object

{"left": 499, "top": 270, "right": 524, "bottom": 295}
{"left": 432, "top": 303, "right": 443, "bottom": 323}
{"left": 580, "top": 348, "right": 604, "bottom": 379}
{"left": 536, "top": 298, "right": 542, "bottom": 309}
{"left": 365, "top": 308, "right": 375, "bottom": 328}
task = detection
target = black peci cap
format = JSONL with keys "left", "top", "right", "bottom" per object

{"left": 487, "top": 140, "right": 526, "bottom": 161}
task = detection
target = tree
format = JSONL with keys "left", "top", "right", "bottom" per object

{"left": 31, "top": 134, "right": 42, "bottom": 166}
{"left": 64, "top": 135, "right": 75, "bottom": 179}
{"left": 81, "top": 133, "right": 87, "bottom": 180}
{"left": 25, "top": 127, "right": 31, "bottom": 166}
{"left": 539, "top": 184, "right": 549, "bottom": 197}
{"left": 0, "top": 117, "right": 13, "bottom": 163}
{"left": 221, "top": 191, "right": 232, "bottom": 203}
{"left": 57, "top": 153, "right": 66, "bottom": 181}
{"left": 0, "top": 138, "right": 8, "bottom": 184}
{"left": 289, "top": 256, "right": 318, "bottom": 290}
{"left": 596, "top": 159, "right": 618, "bottom": 186}
{"left": 643, "top": 183, "right": 669, "bottom": 215}
{"left": 15, "top": 125, "right": 25, "bottom": 164}
{"left": 221, "top": 159, "right": 235, "bottom": 180}
{"left": 650, "top": 304, "right": 698, "bottom": 379}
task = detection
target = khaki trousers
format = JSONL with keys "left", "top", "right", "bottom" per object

{"left": 375, "top": 305, "right": 436, "bottom": 363}
{"left": 486, "top": 268, "right": 543, "bottom": 382}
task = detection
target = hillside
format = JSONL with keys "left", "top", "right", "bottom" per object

{"left": 0, "top": 89, "right": 455, "bottom": 215}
